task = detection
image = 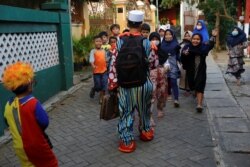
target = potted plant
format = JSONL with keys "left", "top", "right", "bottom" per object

{"left": 79, "top": 34, "right": 93, "bottom": 63}
{"left": 73, "top": 31, "right": 98, "bottom": 71}
{"left": 73, "top": 38, "right": 86, "bottom": 71}
{"left": 79, "top": 29, "right": 101, "bottom": 64}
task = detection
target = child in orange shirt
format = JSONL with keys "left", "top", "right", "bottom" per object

{"left": 89, "top": 35, "right": 108, "bottom": 104}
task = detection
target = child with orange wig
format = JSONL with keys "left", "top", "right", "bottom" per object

{"left": 2, "top": 62, "right": 58, "bottom": 167}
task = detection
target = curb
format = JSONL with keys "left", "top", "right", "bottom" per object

{"left": 44, "top": 73, "right": 92, "bottom": 112}
{"left": 205, "top": 54, "right": 226, "bottom": 167}
{"left": 205, "top": 53, "right": 250, "bottom": 167}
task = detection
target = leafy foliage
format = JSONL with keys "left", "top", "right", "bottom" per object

{"left": 73, "top": 29, "right": 99, "bottom": 63}
{"left": 73, "top": 39, "right": 86, "bottom": 63}
{"left": 161, "top": 0, "right": 240, "bottom": 48}
{"left": 160, "top": 0, "right": 197, "bottom": 9}
{"left": 0, "top": 0, "right": 47, "bottom": 9}
{"left": 197, "top": 0, "right": 238, "bottom": 47}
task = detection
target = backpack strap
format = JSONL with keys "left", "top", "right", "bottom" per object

{"left": 119, "top": 35, "right": 148, "bottom": 53}
{"left": 142, "top": 38, "right": 150, "bottom": 56}
{"left": 117, "top": 37, "right": 125, "bottom": 52}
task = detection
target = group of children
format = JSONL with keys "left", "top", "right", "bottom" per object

{"left": 89, "top": 22, "right": 216, "bottom": 115}
{"left": 88, "top": 24, "right": 121, "bottom": 103}
{"left": 88, "top": 10, "right": 217, "bottom": 153}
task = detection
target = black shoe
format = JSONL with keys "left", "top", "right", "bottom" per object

{"left": 89, "top": 88, "right": 95, "bottom": 98}
{"left": 174, "top": 101, "right": 179, "bottom": 108}
{"left": 196, "top": 106, "right": 203, "bottom": 113}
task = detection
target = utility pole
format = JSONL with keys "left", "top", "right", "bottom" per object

{"left": 156, "top": 0, "right": 159, "bottom": 25}
{"left": 245, "top": 0, "right": 250, "bottom": 38}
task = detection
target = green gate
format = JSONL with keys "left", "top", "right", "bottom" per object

{"left": 0, "top": 1, "right": 73, "bottom": 136}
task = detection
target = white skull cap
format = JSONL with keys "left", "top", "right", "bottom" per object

{"left": 159, "top": 25, "right": 167, "bottom": 31}
{"left": 239, "top": 16, "right": 244, "bottom": 21}
{"left": 128, "top": 10, "right": 144, "bottom": 22}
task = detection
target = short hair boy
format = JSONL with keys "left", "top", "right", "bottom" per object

{"left": 89, "top": 35, "right": 108, "bottom": 103}
{"left": 141, "top": 23, "right": 151, "bottom": 38}
{"left": 110, "top": 24, "right": 120, "bottom": 37}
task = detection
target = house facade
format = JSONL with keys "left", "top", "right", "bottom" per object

{"left": 71, "top": 0, "right": 156, "bottom": 37}
{"left": 150, "top": 0, "right": 200, "bottom": 38}
{"left": 0, "top": 0, "right": 73, "bottom": 136}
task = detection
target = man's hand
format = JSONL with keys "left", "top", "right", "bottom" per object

{"left": 183, "top": 47, "right": 189, "bottom": 55}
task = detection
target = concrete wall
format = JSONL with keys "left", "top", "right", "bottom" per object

{"left": 72, "top": 23, "right": 83, "bottom": 39}
{"left": 0, "top": 3, "right": 73, "bottom": 136}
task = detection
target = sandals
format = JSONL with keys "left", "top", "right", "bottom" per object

{"left": 196, "top": 106, "right": 203, "bottom": 113}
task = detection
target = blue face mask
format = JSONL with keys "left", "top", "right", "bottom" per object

{"left": 232, "top": 31, "right": 238, "bottom": 36}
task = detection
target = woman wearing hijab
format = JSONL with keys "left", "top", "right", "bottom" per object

{"left": 148, "top": 32, "right": 167, "bottom": 126}
{"left": 179, "top": 31, "right": 193, "bottom": 94}
{"left": 181, "top": 29, "right": 217, "bottom": 112}
{"left": 193, "top": 20, "right": 209, "bottom": 44}
{"left": 161, "top": 29, "right": 181, "bottom": 107}
{"left": 226, "top": 26, "right": 248, "bottom": 86}
{"left": 180, "top": 31, "right": 193, "bottom": 47}
{"left": 158, "top": 25, "right": 167, "bottom": 42}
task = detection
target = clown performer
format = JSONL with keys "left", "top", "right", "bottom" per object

{"left": 2, "top": 62, "right": 58, "bottom": 167}
{"left": 117, "top": 10, "right": 154, "bottom": 153}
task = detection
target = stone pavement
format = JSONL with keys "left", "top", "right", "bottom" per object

{"left": 209, "top": 51, "right": 250, "bottom": 167}
{"left": 0, "top": 75, "right": 218, "bottom": 166}
{"left": 2, "top": 52, "right": 250, "bottom": 167}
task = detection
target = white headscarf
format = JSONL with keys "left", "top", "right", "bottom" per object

{"left": 158, "top": 25, "right": 167, "bottom": 32}
{"left": 184, "top": 30, "right": 193, "bottom": 38}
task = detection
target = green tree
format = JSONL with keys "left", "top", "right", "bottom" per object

{"left": 197, "top": 0, "right": 237, "bottom": 50}
{"left": 0, "top": 0, "right": 47, "bottom": 9}
{"left": 161, "top": 0, "right": 196, "bottom": 9}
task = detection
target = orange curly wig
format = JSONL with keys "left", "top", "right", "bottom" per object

{"left": 2, "top": 62, "right": 34, "bottom": 91}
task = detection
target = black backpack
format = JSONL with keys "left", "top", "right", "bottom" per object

{"left": 116, "top": 35, "right": 148, "bottom": 88}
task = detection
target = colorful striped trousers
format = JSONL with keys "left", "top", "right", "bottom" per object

{"left": 118, "top": 79, "right": 153, "bottom": 145}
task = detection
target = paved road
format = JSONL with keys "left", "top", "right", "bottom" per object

{"left": 0, "top": 78, "right": 217, "bottom": 167}
{"left": 215, "top": 51, "right": 250, "bottom": 118}
{"left": 211, "top": 51, "right": 250, "bottom": 167}
{"left": 2, "top": 51, "right": 250, "bottom": 167}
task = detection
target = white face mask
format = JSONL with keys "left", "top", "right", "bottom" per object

{"left": 232, "top": 30, "right": 239, "bottom": 36}
{"left": 196, "top": 25, "right": 202, "bottom": 30}
{"left": 151, "top": 40, "right": 160, "bottom": 46}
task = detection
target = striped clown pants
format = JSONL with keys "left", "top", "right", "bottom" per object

{"left": 117, "top": 78, "right": 153, "bottom": 145}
